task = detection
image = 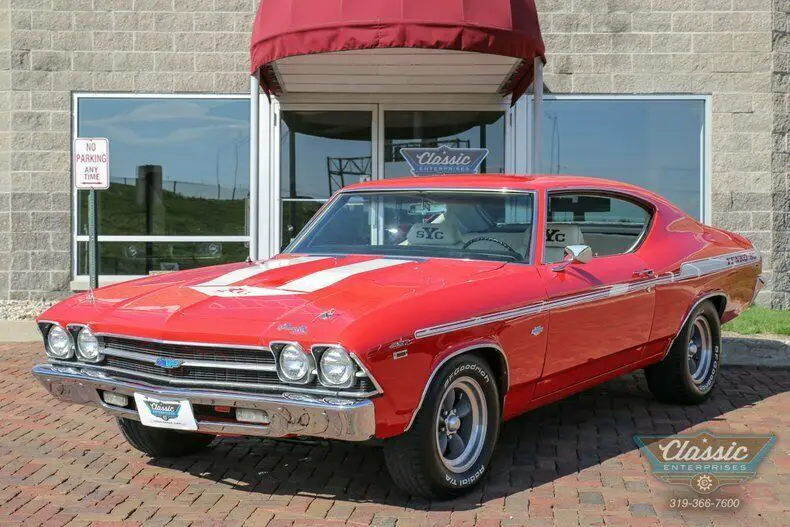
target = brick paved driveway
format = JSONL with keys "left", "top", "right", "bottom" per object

{"left": 1, "top": 343, "right": 789, "bottom": 527}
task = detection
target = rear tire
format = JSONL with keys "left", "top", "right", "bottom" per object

{"left": 383, "top": 354, "right": 500, "bottom": 499}
{"left": 645, "top": 301, "right": 721, "bottom": 404}
{"left": 117, "top": 418, "right": 215, "bottom": 457}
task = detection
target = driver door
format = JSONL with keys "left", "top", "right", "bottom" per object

{"left": 534, "top": 192, "right": 656, "bottom": 398}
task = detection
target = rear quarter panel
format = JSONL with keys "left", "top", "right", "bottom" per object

{"left": 639, "top": 203, "right": 760, "bottom": 349}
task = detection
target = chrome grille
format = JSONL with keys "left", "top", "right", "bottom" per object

{"left": 95, "top": 336, "right": 378, "bottom": 396}
{"left": 102, "top": 336, "right": 274, "bottom": 364}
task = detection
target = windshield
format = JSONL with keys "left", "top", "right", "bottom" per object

{"left": 287, "top": 190, "right": 535, "bottom": 263}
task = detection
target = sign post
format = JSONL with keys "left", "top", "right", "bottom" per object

{"left": 74, "top": 138, "right": 109, "bottom": 290}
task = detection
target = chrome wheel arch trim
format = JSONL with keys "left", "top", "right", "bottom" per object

{"left": 404, "top": 342, "right": 508, "bottom": 432}
{"left": 661, "top": 291, "right": 727, "bottom": 360}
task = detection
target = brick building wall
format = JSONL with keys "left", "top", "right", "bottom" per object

{"left": 0, "top": 0, "right": 786, "bottom": 307}
{"left": 535, "top": 0, "right": 781, "bottom": 307}
{"left": 773, "top": 0, "right": 790, "bottom": 309}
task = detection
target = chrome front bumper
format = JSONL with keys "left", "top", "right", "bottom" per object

{"left": 32, "top": 363, "right": 376, "bottom": 441}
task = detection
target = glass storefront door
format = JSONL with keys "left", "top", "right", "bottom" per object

{"left": 279, "top": 109, "right": 374, "bottom": 250}
{"left": 273, "top": 105, "right": 506, "bottom": 253}
{"left": 384, "top": 110, "right": 506, "bottom": 178}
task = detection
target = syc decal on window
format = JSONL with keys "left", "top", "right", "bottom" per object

{"left": 400, "top": 145, "right": 489, "bottom": 176}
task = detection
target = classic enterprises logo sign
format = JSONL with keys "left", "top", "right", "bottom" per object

{"left": 400, "top": 145, "right": 489, "bottom": 175}
{"left": 143, "top": 398, "right": 182, "bottom": 421}
{"left": 635, "top": 430, "right": 776, "bottom": 494}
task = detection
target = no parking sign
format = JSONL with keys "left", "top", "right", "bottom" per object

{"left": 74, "top": 138, "right": 109, "bottom": 189}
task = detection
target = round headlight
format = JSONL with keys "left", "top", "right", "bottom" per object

{"left": 76, "top": 327, "right": 101, "bottom": 362}
{"left": 46, "top": 325, "right": 73, "bottom": 359}
{"left": 278, "top": 344, "right": 310, "bottom": 382}
{"left": 319, "top": 347, "right": 355, "bottom": 387}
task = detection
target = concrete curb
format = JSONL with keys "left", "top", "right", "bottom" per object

{"left": 0, "top": 320, "right": 40, "bottom": 342}
{"left": 1, "top": 321, "right": 789, "bottom": 367}
{"left": 722, "top": 331, "right": 790, "bottom": 368}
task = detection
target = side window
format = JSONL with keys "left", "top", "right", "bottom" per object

{"left": 544, "top": 193, "right": 651, "bottom": 263}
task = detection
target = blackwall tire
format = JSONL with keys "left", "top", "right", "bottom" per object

{"left": 645, "top": 301, "right": 721, "bottom": 405}
{"left": 383, "top": 354, "right": 500, "bottom": 499}
{"left": 117, "top": 418, "right": 216, "bottom": 457}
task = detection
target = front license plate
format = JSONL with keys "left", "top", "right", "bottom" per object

{"left": 134, "top": 393, "right": 197, "bottom": 431}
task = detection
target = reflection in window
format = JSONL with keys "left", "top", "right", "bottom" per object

{"left": 279, "top": 111, "right": 372, "bottom": 250}
{"left": 77, "top": 98, "right": 250, "bottom": 236}
{"left": 77, "top": 241, "right": 249, "bottom": 276}
{"left": 290, "top": 191, "right": 535, "bottom": 263}
{"left": 539, "top": 98, "right": 704, "bottom": 218}
{"left": 75, "top": 96, "right": 250, "bottom": 276}
{"left": 384, "top": 111, "right": 505, "bottom": 178}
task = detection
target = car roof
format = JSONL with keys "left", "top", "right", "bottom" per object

{"left": 343, "top": 174, "right": 651, "bottom": 195}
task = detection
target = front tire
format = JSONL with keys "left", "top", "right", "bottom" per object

{"left": 117, "top": 418, "right": 216, "bottom": 457}
{"left": 383, "top": 354, "right": 500, "bottom": 499}
{"left": 645, "top": 301, "right": 721, "bottom": 404}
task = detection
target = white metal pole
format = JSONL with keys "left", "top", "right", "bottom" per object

{"left": 249, "top": 75, "right": 260, "bottom": 260}
{"left": 531, "top": 57, "right": 543, "bottom": 174}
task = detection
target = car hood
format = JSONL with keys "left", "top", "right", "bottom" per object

{"left": 42, "top": 254, "right": 507, "bottom": 347}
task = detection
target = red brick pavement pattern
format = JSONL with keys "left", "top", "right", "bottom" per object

{"left": 1, "top": 343, "right": 789, "bottom": 526}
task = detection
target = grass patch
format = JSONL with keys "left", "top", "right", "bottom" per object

{"left": 723, "top": 307, "right": 790, "bottom": 336}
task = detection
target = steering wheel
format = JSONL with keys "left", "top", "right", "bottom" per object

{"left": 462, "top": 237, "right": 522, "bottom": 259}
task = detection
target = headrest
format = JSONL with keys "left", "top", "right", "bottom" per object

{"left": 545, "top": 223, "right": 584, "bottom": 247}
{"left": 406, "top": 220, "right": 461, "bottom": 246}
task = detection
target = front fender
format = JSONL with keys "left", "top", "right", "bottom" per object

{"left": 365, "top": 330, "right": 506, "bottom": 439}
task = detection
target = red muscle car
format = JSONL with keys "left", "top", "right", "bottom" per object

{"left": 33, "top": 175, "right": 764, "bottom": 498}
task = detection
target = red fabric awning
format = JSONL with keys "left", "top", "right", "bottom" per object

{"left": 250, "top": 0, "right": 545, "bottom": 100}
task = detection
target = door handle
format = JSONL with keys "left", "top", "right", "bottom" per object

{"left": 633, "top": 269, "right": 655, "bottom": 278}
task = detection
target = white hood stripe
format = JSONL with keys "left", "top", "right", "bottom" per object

{"left": 197, "top": 256, "right": 328, "bottom": 287}
{"left": 192, "top": 258, "right": 412, "bottom": 297}
{"left": 282, "top": 258, "right": 411, "bottom": 293}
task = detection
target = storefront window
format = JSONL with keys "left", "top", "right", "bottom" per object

{"left": 384, "top": 111, "right": 505, "bottom": 178}
{"left": 538, "top": 97, "right": 705, "bottom": 218}
{"left": 75, "top": 95, "right": 250, "bottom": 276}
{"left": 280, "top": 110, "right": 373, "bottom": 250}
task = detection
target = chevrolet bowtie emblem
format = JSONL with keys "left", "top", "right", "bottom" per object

{"left": 155, "top": 358, "right": 184, "bottom": 369}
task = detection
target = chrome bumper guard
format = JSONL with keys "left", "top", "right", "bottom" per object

{"left": 32, "top": 363, "right": 375, "bottom": 441}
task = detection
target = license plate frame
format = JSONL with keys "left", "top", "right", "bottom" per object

{"left": 134, "top": 393, "right": 198, "bottom": 431}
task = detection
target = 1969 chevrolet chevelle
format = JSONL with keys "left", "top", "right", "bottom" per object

{"left": 33, "top": 175, "right": 763, "bottom": 498}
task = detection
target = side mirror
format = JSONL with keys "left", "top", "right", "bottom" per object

{"left": 553, "top": 245, "right": 593, "bottom": 272}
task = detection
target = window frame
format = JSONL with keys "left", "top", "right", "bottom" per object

{"left": 543, "top": 189, "right": 656, "bottom": 263}
{"left": 71, "top": 92, "right": 252, "bottom": 283}
{"left": 524, "top": 94, "right": 711, "bottom": 224}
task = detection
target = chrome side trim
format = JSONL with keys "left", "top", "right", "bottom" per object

{"left": 96, "top": 332, "right": 270, "bottom": 352}
{"left": 405, "top": 343, "right": 508, "bottom": 431}
{"left": 49, "top": 361, "right": 379, "bottom": 398}
{"left": 102, "top": 347, "right": 277, "bottom": 372}
{"left": 414, "top": 249, "right": 758, "bottom": 340}
{"left": 32, "top": 364, "right": 375, "bottom": 441}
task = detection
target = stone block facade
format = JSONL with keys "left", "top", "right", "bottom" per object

{"left": 0, "top": 0, "right": 787, "bottom": 308}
